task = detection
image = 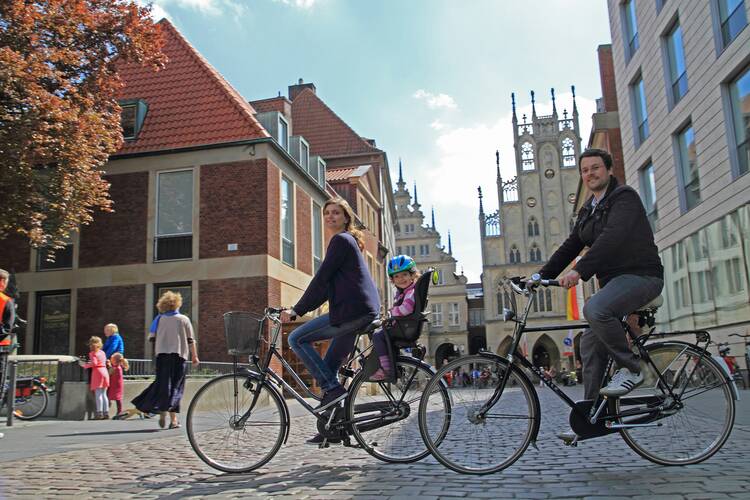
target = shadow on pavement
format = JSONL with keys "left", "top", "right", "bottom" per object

{"left": 47, "top": 429, "right": 163, "bottom": 437}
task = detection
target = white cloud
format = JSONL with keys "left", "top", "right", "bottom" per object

{"left": 413, "top": 89, "right": 458, "bottom": 110}
{"left": 274, "top": 0, "right": 319, "bottom": 8}
{"left": 143, "top": 0, "right": 245, "bottom": 17}
{"left": 430, "top": 119, "right": 447, "bottom": 131}
{"left": 402, "top": 92, "right": 597, "bottom": 281}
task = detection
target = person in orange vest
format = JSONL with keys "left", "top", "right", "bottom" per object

{"left": 0, "top": 268, "right": 15, "bottom": 346}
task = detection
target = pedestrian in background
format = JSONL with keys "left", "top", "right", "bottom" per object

{"left": 132, "top": 291, "right": 199, "bottom": 429}
{"left": 103, "top": 323, "right": 124, "bottom": 360}
{"left": 108, "top": 353, "right": 129, "bottom": 417}
{"left": 79, "top": 336, "right": 110, "bottom": 419}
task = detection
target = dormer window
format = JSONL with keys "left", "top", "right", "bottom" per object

{"left": 289, "top": 136, "right": 310, "bottom": 174}
{"left": 301, "top": 140, "right": 309, "bottom": 172}
{"left": 119, "top": 99, "right": 148, "bottom": 140}
{"left": 278, "top": 115, "right": 289, "bottom": 151}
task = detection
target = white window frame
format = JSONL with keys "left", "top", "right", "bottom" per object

{"left": 155, "top": 168, "right": 194, "bottom": 262}
{"left": 431, "top": 303, "right": 443, "bottom": 327}
{"left": 449, "top": 303, "right": 460, "bottom": 326}
{"left": 281, "top": 175, "right": 295, "bottom": 267}
{"left": 631, "top": 73, "right": 649, "bottom": 146}
{"left": 278, "top": 115, "right": 289, "bottom": 151}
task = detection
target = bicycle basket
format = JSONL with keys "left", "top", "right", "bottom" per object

{"left": 223, "top": 312, "right": 265, "bottom": 356}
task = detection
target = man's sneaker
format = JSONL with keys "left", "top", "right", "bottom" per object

{"left": 305, "top": 433, "right": 340, "bottom": 446}
{"left": 600, "top": 367, "right": 644, "bottom": 397}
{"left": 314, "top": 386, "right": 347, "bottom": 411}
{"left": 556, "top": 430, "right": 578, "bottom": 445}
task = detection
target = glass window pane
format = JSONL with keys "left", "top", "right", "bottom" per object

{"left": 35, "top": 293, "right": 70, "bottom": 355}
{"left": 281, "top": 177, "right": 294, "bottom": 266}
{"left": 730, "top": 65, "right": 750, "bottom": 176}
{"left": 639, "top": 163, "right": 658, "bottom": 229}
{"left": 633, "top": 77, "right": 649, "bottom": 143}
{"left": 720, "top": 0, "right": 747, "bottom": 46}
{"left": 663, "top": 240, "right": 695, "bottom": 330}
{"left": 301, "top": 142, "right": 309, "bottom": 172}
{"left": 624, "top": 0, "right": 639, "bottom": 56}
{"left": 678, "top": 125, "right": 700, "bottom": 210}
{"left": 710, "top": 211, "right": 750, "bottom": 325}
{"left": 157, "top": 170, "right": 193, "bottom": 236}
{"left": 667, "top": 24, "right": 688, "bottom": 102}
{"left": 685, "top": 228, "right": 717, "bottom": 328}
{"left": 121, "top": 105, "right": 137, "bottom": 139}
{"left": 313, "top": 202, "right": 322, "bottom": 273}
{"left": 278, "top": 118, "right": 289, "bottom": 150}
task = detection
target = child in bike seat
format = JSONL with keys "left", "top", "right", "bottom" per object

{"left": 371, "top": 255, "right": 421, "bottom": 381}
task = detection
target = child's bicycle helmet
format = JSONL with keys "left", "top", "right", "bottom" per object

{"left": 387, "top": 255, "right": 416, "bottom": 276}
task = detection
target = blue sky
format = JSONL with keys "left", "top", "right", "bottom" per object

{"left": 143, "top": 0, "right": 612, "bottom": 281}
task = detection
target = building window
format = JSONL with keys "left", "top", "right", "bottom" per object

{"left": 300, "top": 140, "right": 309, "bottom": 174}
{"left": 312, "top": 202, "right": 323, "bottom": 273}
{"left": 155, "top": 282, "right": 192, "bottom": 320}
{"left": 676, "top": 123, "right": 701, "bottom": 211}
{"left": 121, "top": 104, "right": 137, "bottom": 139}
{"left": 431, "top": 303, "right": 443, "bottom": 327}
{"left": 718, "top": 0, "right": 747, "bottom": 48}
{"left": 632, "top": 74, "right": 649, "bottom": 145}
{"left": 449, "top": 303, "right": 460, "bottom": 326}
{"left": 435, "top": 269, "right": 445, "bottom": 285}
{"left": 278, "top": 116, "right": 289, "bottom": 151}
{"left": 639, "top": 162, "right": 658, "bottom": 230}
{"left": 521, "top": 142, "right": 535, "bottom": 171}
{"left": 728, "top": 65, "right": 750, "bottom": 177}
{"left": 408, "top": 245, "right": 416, "bottom": 257}
{"left": 396, "top": 246, "right": 402, "bottom": 255}
{"left": 155, "top": 170, "right": 193, "bottom": 262}
{"left": 527, "top": 217, "right": 540, "bottom": 237}
{"left": 623, "top": 0, "right": 640, "bottom": 60}
{"left": 561, "top": 137, "right": 576, "bottom": 167}
{"left": 509, "top": 245, "right": 519, "bottom": 264}
{"left": 37, "top": 244, "right": 73, "bottom": 271}
{"left": 656, "top": 0, "right": 667, "bottom": 14}
{"left": 665, "top": 21, "right": 688, "bottom": 105}
{"left": 34, "top": 291, "right": 71, "bottom": 355}
{"left": 419, "top": 244, "right": 430, "bottom": 256}
{"left": 281, "top": 176, "right": 295, "bottom": 266}
{"left": 469, "top": 308, "right": 484, "bottom": 326}
{"left": 529, "top": 244, "right": 542, "bottom": 262}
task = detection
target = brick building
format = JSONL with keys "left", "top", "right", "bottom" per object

{"left": 4, "top": 20, "right": 327, "bottom": 362}
{"left": 251, "top": 81, "right": 397, "bottom": 305}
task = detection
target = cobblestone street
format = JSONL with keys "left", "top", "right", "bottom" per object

{"left": 2, "top": 387, "right": 749, "bottom": 499}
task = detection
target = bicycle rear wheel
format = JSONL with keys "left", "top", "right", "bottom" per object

{"left": 419, "top": 354, "right": 539, "bottom": 475}
{"left": 14, "top": 385, "right": 48, "bottom": 420}
{"left": 347, "top": 356, "right": 449, "bottom": 463}
{"left": 616, "top": 342, "right": 735, "bottom": 465}
{"left": 187, "top": 373, "right": 286, "bottom": 473}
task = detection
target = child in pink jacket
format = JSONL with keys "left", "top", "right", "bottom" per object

{"left": 80, "top": 336, "right": 110, "bottom": 419}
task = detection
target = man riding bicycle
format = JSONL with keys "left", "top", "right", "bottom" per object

{"left": 533, "top": 149, "right": 663, "bottom": 441}
{"left": 0, "top": 269, "right": 15, "bottom": 346}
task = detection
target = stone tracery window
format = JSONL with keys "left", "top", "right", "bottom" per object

{"left": 527, "top": 216, "right": 540, "bottom": 237}
{"left": 521, "top": 142, "right": 535, "bottom": 171}
{"left": 561, "top": 137, "right": 576, "bottom": 168}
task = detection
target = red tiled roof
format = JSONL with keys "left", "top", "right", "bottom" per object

{"left": 326, "top": 165, "right": 371, "bottom": 182}
{"left": 290, "top": 88, "right": 379, "bottom": 158}
{"left": 114, "top": 19, "right": 268, "bottom": 156}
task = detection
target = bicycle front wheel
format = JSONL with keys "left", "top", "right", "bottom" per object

{"left": 187, "top": 373, "right": 286, "bottom": 473}
{"left": 14, "top": 386, "right": 48, "bottom": 420}
{"left": 419, "top": 354, "right": 539, "bottom": 475}
{"left": 616, "top": 342, "right": 735, "bottom": 465}
{"left": 347, "top": 356, "right": 449, "bottom": 463}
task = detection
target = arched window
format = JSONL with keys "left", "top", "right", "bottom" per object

{"left": 545, "top": 289, "right": 552, "bottom": 312}
{"left": 527, "top": 217, "right": 540, "bottom": 237}
{"left": 529, "top": 244, "right": 541, "bottom": 262}
{"left": 521, "top": 142, "right": 535, "bottom": 171}
{"left": 509, "top": 244, "right": 519, "bottom": 264}
{"left": 536, "top": 247, "right": 542, "bottom": 261}
{"left": 561, "top": 137, "right": 576, "bottom": 168}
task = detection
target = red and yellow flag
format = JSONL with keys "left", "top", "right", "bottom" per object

{"left": 566, "top": 281, "right": 584, "bottom": 321}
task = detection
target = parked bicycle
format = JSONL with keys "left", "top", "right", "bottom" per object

{"left": 186, "top": 301, "right": 450, "bottom": 473}
{"left": 728, "top": 333, "right": 750, "bottom": 388}
{"left": 418, "top": 275, "right": 736, "bottom": 475}
{"left": 11, "top": 376, "right": 50, "bottom": 420}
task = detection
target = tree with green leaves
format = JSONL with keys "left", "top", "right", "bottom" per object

{"left": 0, "top": 0, "right": 166, "bottom": 253}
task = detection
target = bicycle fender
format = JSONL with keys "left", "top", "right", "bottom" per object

{"left": 477, "top": 352, "right": 542, "bottom": 447}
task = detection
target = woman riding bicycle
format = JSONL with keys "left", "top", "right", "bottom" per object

{"left": 281, "top": 197, "right": 380, "bottom": 436}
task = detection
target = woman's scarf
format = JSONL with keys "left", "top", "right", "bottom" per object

{"left": 149, "top": 310, "right": 179, "bottom": 335}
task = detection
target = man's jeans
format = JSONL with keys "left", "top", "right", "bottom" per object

{"left": 581, "top": 274, "right": 663, "bottom": 400}
{"left": 288, "top": 313, "right": 377, "bottom": 393}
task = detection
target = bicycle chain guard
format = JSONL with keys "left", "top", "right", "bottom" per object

{"left": 569, "top": 400, "right": 618, "bottom": 441}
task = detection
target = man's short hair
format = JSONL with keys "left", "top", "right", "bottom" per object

{"left": 579, "top": 148, "right": 613, "bottom": 170}
{"left": 0, "top": 269, "right": 8, "bottom": 281}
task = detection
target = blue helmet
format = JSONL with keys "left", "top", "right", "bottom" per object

{"left": 388, "top": 255, "right": 416, "bottom": 277}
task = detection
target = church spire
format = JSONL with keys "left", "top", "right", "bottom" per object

{"left": 431, "top": 206, "right": 436, "bottom": 230}
{"left": 448, "top": 231, "right": 453, "bottom": 255}
{"left": 478, "top": 186, "right": 484, "bottom": 216}
{"left": 511, "top": 92, "right": 517, "bottom": 123}
{"left": 496, "top": 150, "right": 504, "bottom": 204}
{"left": 398, "top": 158, "right": 403, "bottom": 183}
{"left": 531, "top": 90, "right": 537, "bottom": 119}
{"left": 571, "top": 84, "right": 578, "bottom": 116}
{"left": 413, "top": 181, "right": 420, "bottom": 208}
{"left": 551, "top": 87, "right": 557, "bottom": 116}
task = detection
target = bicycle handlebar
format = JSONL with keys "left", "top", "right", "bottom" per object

{"left": 729, "top": 333, "right": 750, "bottom": 339}
{"left": 508, "top": 274, "right": 560, "bottom": 294}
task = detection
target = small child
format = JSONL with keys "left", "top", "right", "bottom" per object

{"left": 108, "top": 352, "right": 129, "bottom": 417}
{"left": 79, "top": 336, "right": 110, "bottom": 419}
{"left": 371, "top": 255, "right": 420, "bottom": 381}
{"left": 102, "top": 323, "right": 124, "bottom": 360}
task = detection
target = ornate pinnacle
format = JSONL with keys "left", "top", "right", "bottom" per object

{"left": 511, "top": 92, "right": 517, "bottom": 122}
{"left": 571, "top": 85, "right": 578, "bottom": 115}
{"left": 531, "top": 90, "right": 537, "bottom": 118}
{"left": 551, "top": 88, "right": 557, "bottom": 115}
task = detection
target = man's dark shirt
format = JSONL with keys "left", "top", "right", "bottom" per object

{"left": 539, "top": 176, "right": 663, "bottom": 287}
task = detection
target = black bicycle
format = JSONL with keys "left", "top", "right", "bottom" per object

{"left": 418, "top": 275, "right": 736, "bottom": 474}
{"left": 186, "top": 307, "right": 450, "bottom": 473}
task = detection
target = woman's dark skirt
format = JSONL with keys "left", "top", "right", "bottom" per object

{"left": 132, "top": 353, "right": 187, "bottom": 413}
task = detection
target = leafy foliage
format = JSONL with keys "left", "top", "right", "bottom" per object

{"left": 0, "top": 0, "right": 166, "bottom": 251}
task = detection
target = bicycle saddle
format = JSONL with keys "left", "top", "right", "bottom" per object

{"left": 361, "top": 319, "right": 382, "bottom": 334}
{"left": 635, "top": 295, "right": 663, "bottom": 313}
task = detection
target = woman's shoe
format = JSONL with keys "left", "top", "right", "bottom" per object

{"left": 168, "top": 422, "right": 181, "bottom": 429}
